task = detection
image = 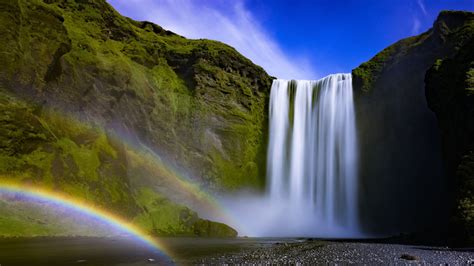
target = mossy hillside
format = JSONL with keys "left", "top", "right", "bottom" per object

{"left": 0, "top": 201, "right": 62, "bottom": 237}
{"left": 132, "top": 188, "right": 236, "bottom": 237}
{"left": 193, "top": 219, "right": 238, "bottom": 238}
{"left": 0, "top": 197, "right": 121, "bottom": 237}
{"left": 0, "top": 91, "right": 236, "bottom": 237}
{"left": 0, "top": 0, "right": 272, "bottom": 192}
{"left": 133, "top": 188, "right": 199, "bottom": 236}
{"left": 0, "top": 91, "right": 137, "bottom": 216}
{"left": 125, "top": 145, "right": 222, "bottom": 218}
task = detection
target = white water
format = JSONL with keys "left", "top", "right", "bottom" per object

{"left": 223, "top": 74, "right": 361, "bottom": 237}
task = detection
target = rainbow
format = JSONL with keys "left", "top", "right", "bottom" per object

{"left": 135, "top": 144, "right": 237, "bottom": 226}
{"left": 0, "top": 182, "right": 173, "bottom": 261}
{"left": 0, "top": 107, "right": 238, "bottom": 251}
{"left": 41, "top": 109, "right": 236, "bottom": 229}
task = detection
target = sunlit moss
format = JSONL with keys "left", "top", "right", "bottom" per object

{"left": 0, "top": 0, "right": 269, "bottom": 237}
{"left": 132, "top": 188, "right": 198, "bottom": 236}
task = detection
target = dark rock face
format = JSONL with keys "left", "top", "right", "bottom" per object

{"left": 425, "top": 36, "right": 474, "bottom": 245}
{"left": 352, "top": 11, "right": 474, "bottom": 238}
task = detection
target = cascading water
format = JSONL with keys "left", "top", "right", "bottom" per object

{"left": 222, "top": 73, "right": 361, "bottom": 237}
{"left": 267, "top": 73, "right": 359, "bottom": 235}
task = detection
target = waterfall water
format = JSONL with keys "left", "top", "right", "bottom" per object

{"left": 267, "top": 73, "right": 359, "bottom": 235}
{"left": 222, "top": 73, "right": 360, "bottom": 237}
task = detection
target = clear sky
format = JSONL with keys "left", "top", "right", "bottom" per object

{"left": 108, "top": 0, "right": 474, "bottom": 79}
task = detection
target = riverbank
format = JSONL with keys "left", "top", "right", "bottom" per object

{"left": 0, "top": 237, "right": 472, "bottom": 265}
{"left": 195, "top": 239, "right": 474, "bottom": 265}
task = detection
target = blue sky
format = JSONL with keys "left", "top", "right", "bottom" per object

{"left": 108, "top": 0, "right": 473, "bottom": 79}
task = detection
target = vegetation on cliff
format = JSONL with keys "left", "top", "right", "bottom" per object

{"left": 0, "top": 0, "right": 273, "bottom": 237}
{"left": 0, "top": 90, "right": 236, "bottom": 237}
{"left": 353, "top": 11, "right": 474, "bottom": 93}
{"left": 0, "top": 0, "right": 271, "bottom": 191}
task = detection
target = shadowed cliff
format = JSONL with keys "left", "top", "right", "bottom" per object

{"left": 426, "top": 35, "right": 474, "bottom": 245}
{"left": 352, "top": 11, "right": 474, "bottom": 243}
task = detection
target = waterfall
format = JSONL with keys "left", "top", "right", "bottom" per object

{"left": 221, "top": 73, "right": 361, "bottom": 237}
{"left": 267, "top": 73, "right": 359, "bottom": 235}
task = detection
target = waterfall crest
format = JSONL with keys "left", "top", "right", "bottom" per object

{"left": 266, "top": 73, "right": 359, "bottom": 235}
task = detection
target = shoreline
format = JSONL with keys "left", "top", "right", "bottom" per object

{"left": 194, "top": 239, "right": 474, "bottom": 265}
{"left": 0, "top": 236, "right": 472, "bottom": 265}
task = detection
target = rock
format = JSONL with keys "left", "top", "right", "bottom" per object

{"left": 425, "top": 32, "right": 474, "bottom": 245}
{"left": 193, "top": 219, "right": 238, "bottom": 237}
{"left": 400, "top": 254, "right": 419, "bottom": 261}
{"left": 352, "top": 10, "right": 474, "bottom": 239}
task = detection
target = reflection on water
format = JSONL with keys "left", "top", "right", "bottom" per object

{"left": 0, "top": 237, "right": 301, "bottom": 265}
{"left": 0, "top": 237, "right": 167, "bottom": 266}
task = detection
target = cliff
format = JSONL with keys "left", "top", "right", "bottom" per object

{"left": 352, "top": 11, "right": 474, "bottom": 243}
{"left": 425, "top": 35, "right": 474, "bottom": 245}
{"left": 0, "top": 0, "right": 272, "bottom": 236}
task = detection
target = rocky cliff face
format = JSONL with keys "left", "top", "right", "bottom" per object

{"left": 425, "top": 35, "right": 474, "bottom": 245}
{"left": 352, "top": 11, "right": 474, "bottom": 240}
{"left": 0, "top": 0, "right": 271, "bottom": 236}
{"left": 0, "top": 0, "right": 271, "bottom": 191}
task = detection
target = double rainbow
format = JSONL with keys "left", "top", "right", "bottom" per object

{"left": 0, "top": 105, "right": 238, "bottom": 263}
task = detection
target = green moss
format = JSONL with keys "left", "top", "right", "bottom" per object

{"left": 0, "top": 0, "right": 257, "bottom": 237}
{"left": 0, "top": 80, "right": 239, "bottom": 238}
{"left": 94, "top": 133, "right": 118, "bottom": 159}
{"left": 132, "top": 188, "right": 199, "bottom": 236}
{"left": 466, "top": 68, "right": 474, "bottom": 95}
{"left": 0, "top": 197, "right": 121, "bottom": 237}
{"left": 0, "top": 90, "right": 138, "bottom": 213}
{"left": 193, "top": 219, "right": 237, "bottom": 237}
{"left": 132, "top": 188, "right": 237, "bottom": 237}
{"left": 21, "top": 148, "right": 55, "bottom": 184}
{"left": 353, "top": 11, "right": 474, "bottom": 93}
{"left": 0, "top": 214, "right": 57, "bottom": 237}
{"left": 0, "top": 154, "right": 24, "bottom": 172}
{"left": 1, "top": 0, "right": 271, "bottom": 192}
{"left": 56, "top": 138, "right": 100, "bottom": 181}
{"left": 352, "top": 34, "right": 426, "bottom": 92}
